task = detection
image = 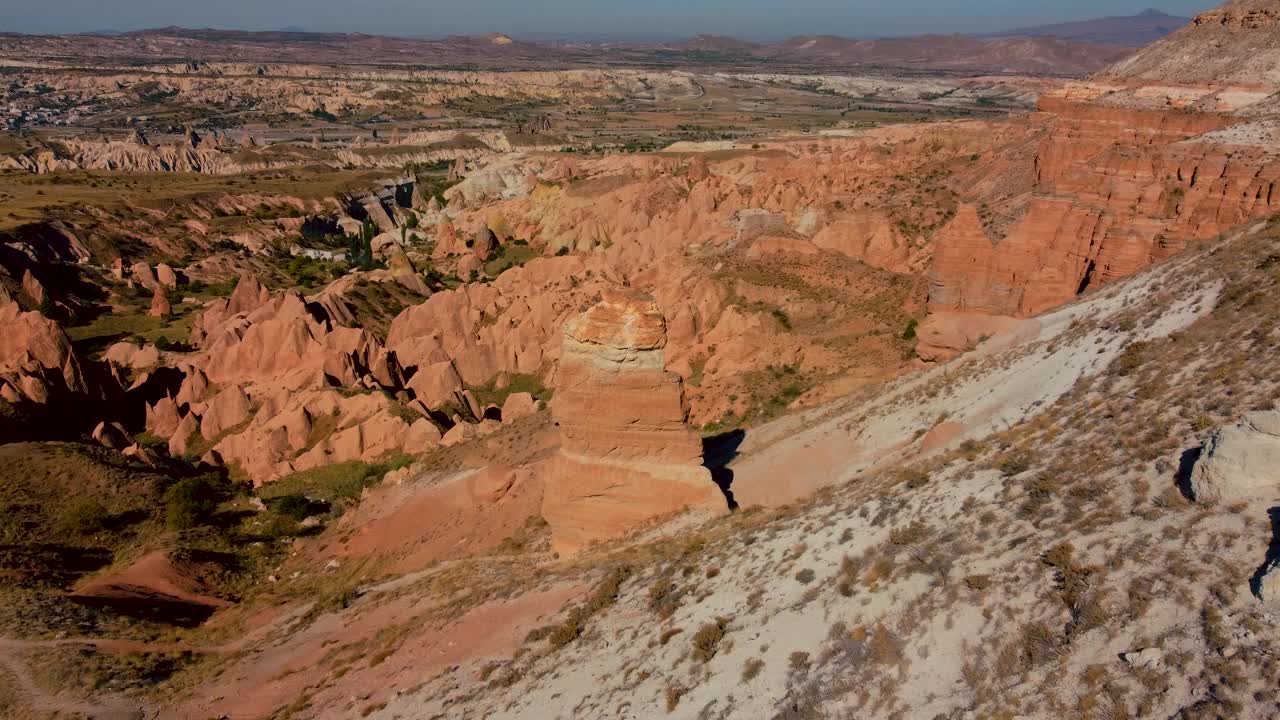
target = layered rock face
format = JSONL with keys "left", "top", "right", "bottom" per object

{"left": 933, "top": 106, "right": 1280, "bottom": 317}
{"left": 543, "top": 289, "right": 727, "bottom": 555}
{"left": 923, "top": 91, "right": 1280, "bottom": 358}
{"left": 1191, "top": 411, "right": 1280, "bottom": 503}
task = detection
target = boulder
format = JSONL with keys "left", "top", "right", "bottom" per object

{"left": 501, "top": 391, "right": 538, "bottom": 422}
{"left": 1122, "top": 648, "right": 1164, "bottom": 670}
{"left": 542, "top": 288, "right": 728, "bottom": 555}
{"left": 472, "top": 227, "right": 498, "bottom": 259}
{"left": 130, "top": 262, "right": 160, "bottom": 291}
{"left": 441, "top": 421, "right": 478, "bottom": 447}
{"left": 103, "top": 342, "right": 141, "bottom": 368}
{"left": 1259, "top": 561, "right": 1280, "bottom": 606}
{"left": 121, "top": 443, "right": 163, "bottom": 467}
{"left": 457, "top": 388, "right": 481, "bottom": 421}
{"left": 404, "top": 419, "right": 443, "bottom": 453}
{"left": 407, "top": 361, "right": 464, "bottom": 410}
{"left": 155, "top": 263, "right": 179, "bottom": 289}
{"left": 1191, "top": 411, "right": 1280, "bottom": 503}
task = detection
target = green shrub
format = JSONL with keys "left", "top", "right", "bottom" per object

{"left": 902, "top": 319, "right": 919, "bottom": 341}
{"left": 60, "top": 499, "right": 110, "bottom": 535}
{"left": 164, "top": 475, "right": 223, "bottom": 530}
{"left": 259, "top": 459, "right": 407, "bottom": 503}
{"left": 272, "top": 494, "right": 316, "bottom": 521}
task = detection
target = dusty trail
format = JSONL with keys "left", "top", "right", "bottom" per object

{"left": 0, "top": 638, "right": 145, "bottom": 719}
{"left": 0, "top": 606, "right": 307, "bottom": 719}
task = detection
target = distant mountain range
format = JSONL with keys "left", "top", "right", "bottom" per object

{"left": 0, "top": 9, "right": 1195, "bottom": 78}
{"left": 986, "top": 8, "right": 1191, "bottom": 46}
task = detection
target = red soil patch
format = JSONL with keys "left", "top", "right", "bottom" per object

{"left": 317, "top": 465, "right": 546, "bottom": 574}
{"left": 70, "top": 550, "right": 233, "bottom": 627}
{"left": 175, "top": 580, "right": 582, "bottom": 719}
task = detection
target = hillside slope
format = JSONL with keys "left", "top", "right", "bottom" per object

{"left": 1102, "top": 0, "right": 1280, "bottom": 88}
{"left": 358, "top": 207, "right": 1280, "bottom": 720}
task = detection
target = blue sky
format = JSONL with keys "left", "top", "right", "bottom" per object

{"left": 0, "top": 1, "right": 1218, "bottom": 40}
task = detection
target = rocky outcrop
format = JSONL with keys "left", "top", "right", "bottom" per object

{"left": 0, "top": 301, "right": 119, "bottom": 439}
{"left": 501, "top": 392, "right": 538, "bottom": 422}
{"left": 198, "top": 289, "right": 390, "bottom": 390}
{"left": 190, "top": 272, "right": 273, "bottom": 347}
{"left": 1102, "top": 0, "right": 1280, "bottom": 91}
{"left": 542, "top": 289, "right": 728, "bottom": 555}
{"left": 925, "top": 92, "right": 1280, "bottom": 339}
{"left": 156, "top": 263, "right": 180, "bottom": 289}
{"left": 92, "top": 421, "right": 133, "bottom": 450}
{"left": 0, "top": 301, "right": 89, "bottom": 403}
{"left": 200, "top": 387, "right": 253, "bottom": 441}
{"left": 211, "top": 388, "right": 442, "bottom": 484}
{"left": 1191, "top": 411, "right": 1280, "bottom": 503}
{"left": 1260, "top": 561, "right": 1280, "bottom": 605}
{"left": 149, "top": 287, "right": 172, "bottom": 318}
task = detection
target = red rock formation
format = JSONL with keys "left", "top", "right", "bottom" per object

{"left": 190, "top": 272, "right": 273, "bottom": 346}
{"left": 542, "top": 288, "right": 727, "bottom": 555}
{"left": 0, "top": 301, "right": 121, "bottom": 439}
{"left": 925, "top": 92, "right": 1280, "bottom": 348}
{"left": 0, "top": 301, "right": 89, "bottom": 405}
{"left": 148, "top": 287, "right": 172, "bottom": 318}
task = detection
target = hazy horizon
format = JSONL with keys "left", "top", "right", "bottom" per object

{"left": 0, "top": 1, "right": 1216, "bottom": 42}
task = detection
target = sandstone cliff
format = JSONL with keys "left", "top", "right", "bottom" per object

{"left": 542, "top": 288, "right": 728, "bottom": 555}
{"left": 922, "top": 87, "right": 1280, "bottom": 357}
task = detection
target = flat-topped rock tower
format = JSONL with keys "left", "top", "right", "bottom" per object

{"left": 543, "top": 288, "right": 728, "bottom": 555}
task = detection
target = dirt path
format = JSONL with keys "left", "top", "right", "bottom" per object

{"left": 0, "top": 638, "right": 146, "bottom": 719}
{"left": 0, "top": 619, "right": 302, "bottom": 719}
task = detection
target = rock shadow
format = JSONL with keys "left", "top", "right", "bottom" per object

{"left": 1248, "top": 506, "right": 1280, "bottom": 601}
{"left": 0, "top": 543, "right": 114, "bottom": 588}
{"left": 1174, "top": 446, "right": 1202, "bottom": 502}
{"left": 703, "top": 429, "right": 747, "bottom": 511}
{"left": 68, "top": 594, "right": 220, "bottom": 628}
